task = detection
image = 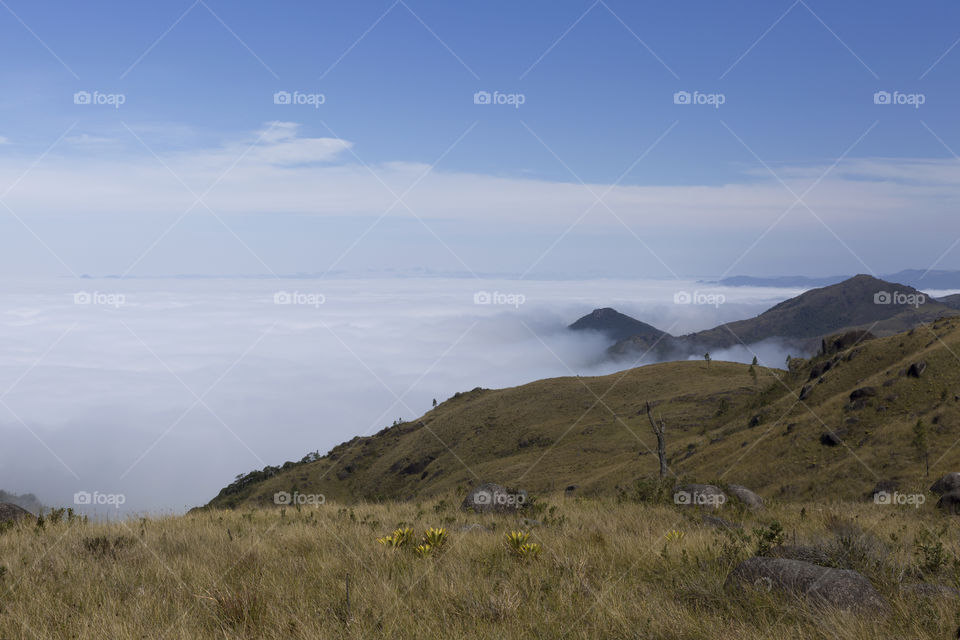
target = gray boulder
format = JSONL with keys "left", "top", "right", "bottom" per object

{"left": 726, "top": 557, "right": 886, "bottom": 613}
{"left": 727, "top": 484, "right": 764, "bottom": 511}
{"left": 820, "top": 430, "right": 846, "bottom": 447}
{"left": 849, "top": 387, "right": 877, "bottom": 401}
{"left": 460, "top": 483, "right": 528, "bottom": 514}
{"left": 0, "top": 503, "right": 33, "bottom": 524}
{"left": 907, "top": 361, "right": 927, "bottom": 378}
{"left": 936, "top": 490, "right": 960, "bottom": 515}
{"left": 930, "top": 473, "right": 960, "bottom": 496}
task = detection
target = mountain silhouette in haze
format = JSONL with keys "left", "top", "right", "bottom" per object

{"left": 568, "top": 307, "right": 668, "bottom": 343}
{"left": 570, "top": 274, "right": 960, "bottom": 360}
{"left": 715, "top": 269, "right": 960, "bottom": 290}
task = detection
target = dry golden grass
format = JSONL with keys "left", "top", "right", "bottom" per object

{"left": 2, "top": 495, "right": 960, "bottom": 639}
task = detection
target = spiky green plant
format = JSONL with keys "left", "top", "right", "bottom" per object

{"left": 377, "top": 527, "right": 414, "bottom": 548}
{"left": 422, "top": 527, "right": 448, "bottom": 550}
{"left": 505, "top": 530, "right": 530, "bottom": 552}
{"left": 505, "top": 531, "right": 540, "bottom": 560}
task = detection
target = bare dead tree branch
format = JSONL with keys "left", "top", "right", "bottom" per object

{"left": 645, "top": 401, "right": 669, "bottom": 479}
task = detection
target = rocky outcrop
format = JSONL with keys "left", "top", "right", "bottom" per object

{"left": 930, "top": 473, "right": 960, "bottom": 496}
{"left": 726, "top": 484, "right": 764, "bottom": 511}
{"left": 0, "top": 503, "right": 33, "bottom": 524}
{"left": 726, "top": 557, "right": 887, "bottom": 613}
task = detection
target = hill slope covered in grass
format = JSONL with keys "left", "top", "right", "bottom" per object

{"left": 206, "top": 316, "right": 960, "bottom": 510}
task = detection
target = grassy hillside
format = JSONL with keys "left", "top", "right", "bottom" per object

{"left": 3, "top": 498, "right": 960, "bottom": 638}
{"left": 206, "top": 316, "right": 960, "bottom": 511}
{"left": 940, "top": 294, "right": 960, "bottom": 311}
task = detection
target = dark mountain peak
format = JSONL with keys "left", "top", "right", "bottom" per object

{"left": 569, "top": 307, "right": 666, "bottom": 343}
{"left": 583, "top": 307, "right": 619, "bottom": 320}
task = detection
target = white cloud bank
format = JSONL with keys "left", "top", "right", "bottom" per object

{"left": 0, "top": 277, "right": 799, "bottom": 516}
{"left": 0, "top": 122, "right": 957, "bottom": 234}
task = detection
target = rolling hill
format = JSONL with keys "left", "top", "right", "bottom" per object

{"left": 204, "top": 315, "right": 960, "bottom": 510}
{"left": 939, "top": 293, "right": 960, "bottom": 310}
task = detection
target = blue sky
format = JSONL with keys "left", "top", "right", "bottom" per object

{"left": 1, "top": 0, "right": 959, "bottom": 278}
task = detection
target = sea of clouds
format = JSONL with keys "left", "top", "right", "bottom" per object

{"left": 0, "top": 277, "right": 804, "bottom": 516}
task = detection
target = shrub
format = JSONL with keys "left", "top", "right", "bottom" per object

{"left": 915, "top": 528, "right": 949, "bottom": 576}
{"left": 83, "top": 535, "right": 135, "bottom": 558}
{"left": 752, "top": 522, "right": 784, "bottom": 556}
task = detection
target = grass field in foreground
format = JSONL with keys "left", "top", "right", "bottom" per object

{"left": 2, "top": 494, "right": 960, "bottom": 639}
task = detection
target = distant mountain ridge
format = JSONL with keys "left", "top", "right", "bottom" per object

{"left": 714, "top": 269, "right": 960, "bottom": 290}
{"left": 569, "top": 275, "right": 960, "bottom": 360}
